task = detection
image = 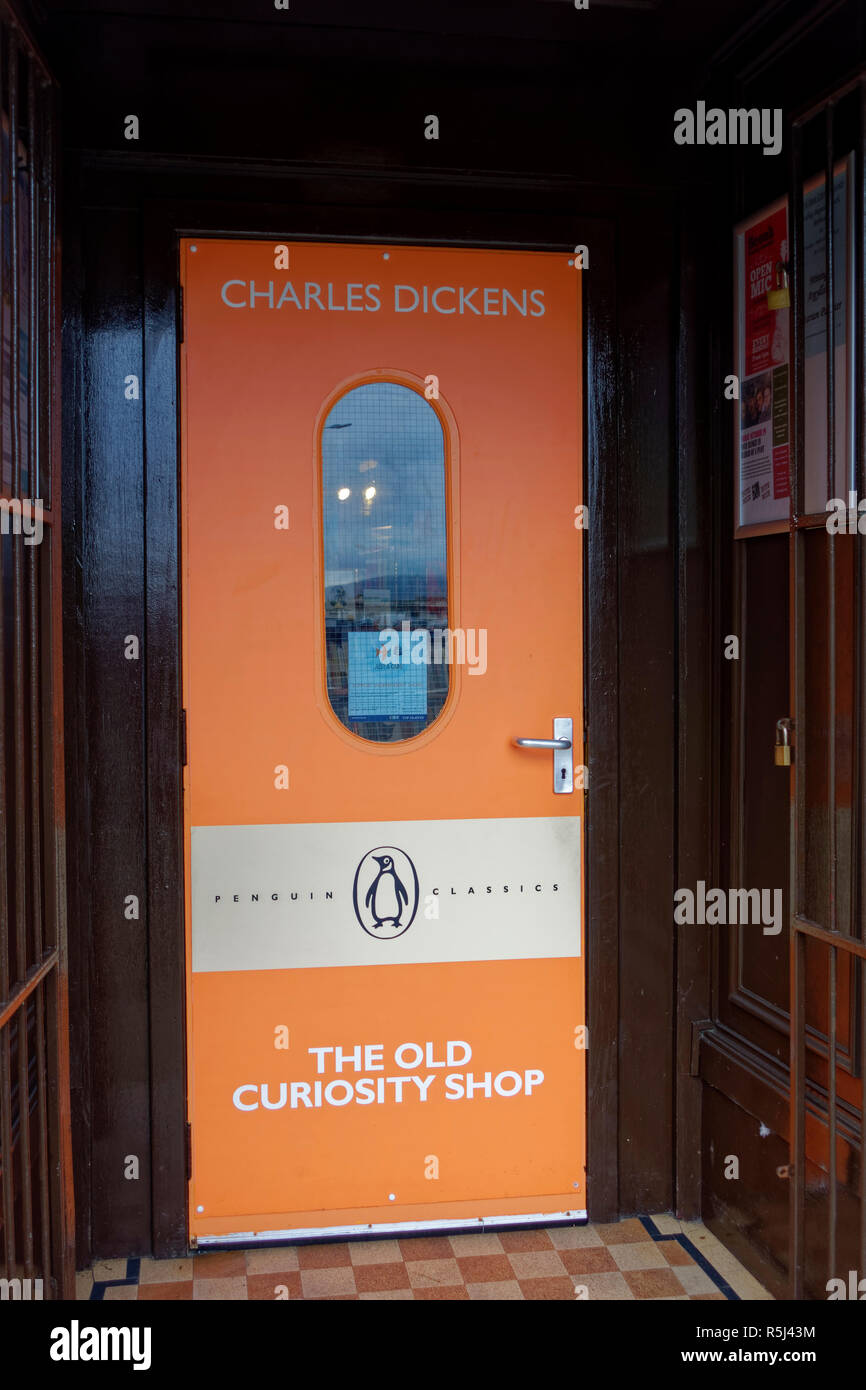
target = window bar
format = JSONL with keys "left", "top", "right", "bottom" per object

{"left": 791, "top": 933, "right": 807, "bottom": 1298}
{"left": 47, "top": 94, "right": 71, "bottom": 1301}
{"left": 0, "top": 12, "right": 14, "bottom": 1283}
{"left": 0, "top": 1035, "right": 13, "bottom": 1273}
{"left": 26, "top": 51, "right": 35, "bottom": 510}
{"left": 8, "top": 23, "right": 18, "bottom": 509}
{"left": 8, "top": 22, "right": 35, "bottom": 1278}
{"left": 34, "top": 977, "right": 49, "bottom": 1285}
{"left": 823, "top": 99, "right": 838, "bottom": 1290}
{"left": 828, "top": 944, "right": 837, "bottom": 1281}
{"left": 26, "top": 45, "right": 51, "bottom": 1287}
{"left": 26, "top": 54, "right": 42, "bottom": 976}
{"left": 0, "top": 12, "right": 4, "bottom": 502}
{"left": 44, "top": 77, "right": 55, "bottom": 520}
{"left": 789, "top": 108, "right": 807, "bottom": 1301}
{"left": 857, "top": 74, "right": 866, "bottom": 1290}
{"left": 36, "top": 51, "right": 65, "bottom": 1296}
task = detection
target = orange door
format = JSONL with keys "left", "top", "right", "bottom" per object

{"left": 180, "top": 238, "right": 585, "bottom": 1242}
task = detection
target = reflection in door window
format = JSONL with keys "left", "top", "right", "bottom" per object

{"left": 322, "top": 382, "right": 449, "bottom": 743}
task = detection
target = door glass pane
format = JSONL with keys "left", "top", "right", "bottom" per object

{"left": 321, "top": 382, "right": 449, "bottom": 742}
{"left": 738, "top": 534, "right": 789, "bottom": 1034}
{"left": 802, "top": 529, "right": 856, "bottom": 939}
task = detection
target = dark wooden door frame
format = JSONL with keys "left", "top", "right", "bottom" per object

{"left": 583, "top": 219, "right": 620, "bottom": 1223}
{"left": 674, "top": 185, "right": 717, "bottom": 1222}
{"left": 695, "top": 19, "right": 866, "bottom": 1291}
{"left": 132, "top": 184, "right": 623, "bottom": 1254}
{"left": 0, "top": 0, "right": 76, "bottom": 1297}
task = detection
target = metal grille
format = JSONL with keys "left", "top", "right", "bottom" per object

{"left": 0, "top": 1, "right": 72, "bottom": 1301}
{"left": 788, "top": 72, "right": 866, "bottom": 1300}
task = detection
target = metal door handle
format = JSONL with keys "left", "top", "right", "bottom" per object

{"left": 512, "top": 718, "right": 574, "bottom": 794}
{"left": 513, "top": 736, "right": 572, "bottom": 749}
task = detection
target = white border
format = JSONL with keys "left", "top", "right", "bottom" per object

{"left": 195, "top": 1209, "right": 588, "bottom": 1247}
{"left": 801, "top": 152, "right": 856, "bottom": 515}
{"left": 733, "top": 193, "right": 790, "bottom": 538}
{"left": 733, "top": 156, "right": 856, "bottom": 537}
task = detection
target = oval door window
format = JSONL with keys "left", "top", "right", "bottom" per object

{"left": 322, "top": 381, "right": 450, "bottom": 743}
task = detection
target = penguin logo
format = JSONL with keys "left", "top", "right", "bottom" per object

{"left": 352, "top": 846, "right": 419, "bottom": 940}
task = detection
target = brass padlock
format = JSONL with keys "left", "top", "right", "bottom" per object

{"left": 767, "top": 260, "right": 790, "bottom": 310}
{"left": 775, "top": 717, "right": 792, "bottom": 766}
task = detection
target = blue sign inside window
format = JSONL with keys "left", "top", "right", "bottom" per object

{"left": 347, "top": 632, "right": 428, "bottom": 721}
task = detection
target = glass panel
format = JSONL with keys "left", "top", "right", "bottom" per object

{"left": 1, "top": 112, "right": 32, "bottom": 498}
{"left": 738, "top": 534, "right": 789, "bottom": 1036}
{"left": 321, "top": 382, "right": 449, "bottom": 743}
{"left": 802, "top": 528, "right": 856, "bottom": 939}
{"left": 802, "top": 162, "right": 852, "bottom": 515}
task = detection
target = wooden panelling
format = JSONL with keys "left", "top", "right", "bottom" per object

{"left": 723, "top": 533, "right": 790, "bottom": 1062}
{"left": 584, "top": 219, "right": 620, "bottom": 1223}
{"left": 675, "top": 181, "right": 716, "bottom": 1220}
{"left": 53, "top": 1, "right": 752, "bottom": 1259}
{"left": 142, "top": 206, "right": 187, "bottom": 1259}
{"left": 79, "top": 208, "right": 151, "bottom": 1257}
{"left": 702, "top": 1078, "right": 790, "bottom": 1299}
{"left": 702, "top": 0, "right": 866, "bottom": 1298}
{"left": 62, "top": 174, "right": 692, "bottom": 1256}
{"left": 616, "top": 209, "right": 676, "bottom": 1216}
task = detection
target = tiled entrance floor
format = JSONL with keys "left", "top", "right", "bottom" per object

{"left": 76, "top": 1215, "right": 773, "bottom": 1301}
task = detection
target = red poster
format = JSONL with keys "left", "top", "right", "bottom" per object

{"left": 744, "top": 207, "right": 787, "bottom": 376}
{"left": 736, "top": 200, "right": 791, "bottom": 533}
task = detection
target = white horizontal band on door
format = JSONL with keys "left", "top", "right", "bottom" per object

{"left": 191, "top": 815, "right": 581, "bottom": 973}
{"left": 195, "top": 1210, "right": 589, "bottom": 1246}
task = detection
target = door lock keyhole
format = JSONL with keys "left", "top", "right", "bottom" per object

{"left": 512, "top": 717, "right": 574, "bottom": 794}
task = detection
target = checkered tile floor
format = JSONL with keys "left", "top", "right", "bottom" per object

{"left": 76, "top": 1215, "right": 773, "bottom": 1301}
